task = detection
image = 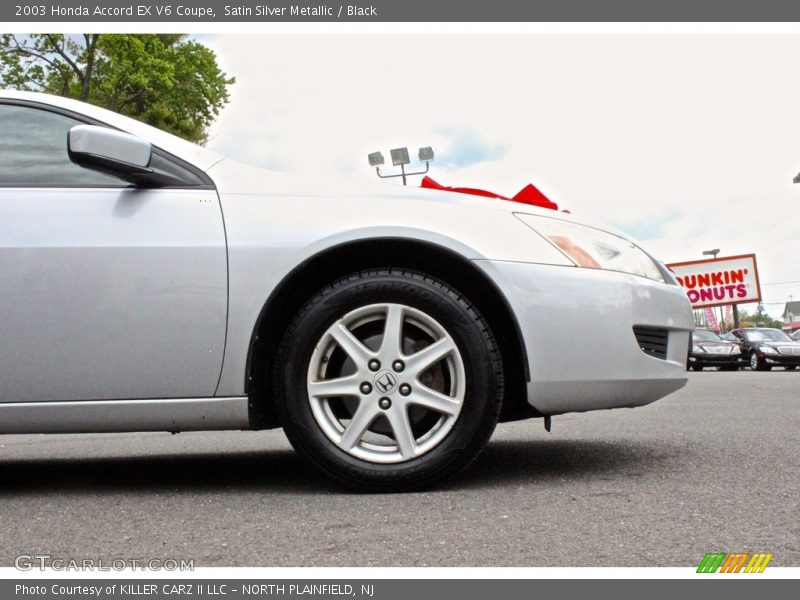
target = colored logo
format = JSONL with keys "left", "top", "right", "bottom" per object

{"left": 697, "top": 552, "right": 773, "bottom": 573}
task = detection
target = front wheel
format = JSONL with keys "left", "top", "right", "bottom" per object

{"left": 750, "top": 351, "right": 771, "bottom": 371}
{"left": 273, "top": 269, "right": 504, "bottom": 491}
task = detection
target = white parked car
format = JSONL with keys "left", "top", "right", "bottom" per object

{"left": 0, "top": 91, "right": 692, "bottom": 490}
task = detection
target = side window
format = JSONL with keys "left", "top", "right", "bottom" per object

{"left": 0, "top": 103, "right": 125, "bottom": 187}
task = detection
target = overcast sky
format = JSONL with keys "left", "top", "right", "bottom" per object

{"left": 202, "top": 34, "right": 800, "bottom": 316}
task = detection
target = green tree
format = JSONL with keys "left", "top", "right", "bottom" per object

{"left": 737, "top": 308, "right": 784, "bottom": 329}
{"left": 0, "top": 34, "right": 234, "bottom": 143}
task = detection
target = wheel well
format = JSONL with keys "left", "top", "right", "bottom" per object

{"left": 246, "top": 238, "right": 536, "bottom": 429}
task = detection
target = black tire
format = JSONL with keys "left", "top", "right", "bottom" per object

{"left": 750, "top": 351, "right": 771, "bottom": 372}
{"left": 272, "top": 269, "right": 504, "bottom": 492}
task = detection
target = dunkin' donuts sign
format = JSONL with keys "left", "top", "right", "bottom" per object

{"left": 666, "top": 254, "right": 762, "bottom": 309}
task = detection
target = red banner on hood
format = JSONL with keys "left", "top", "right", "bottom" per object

{"left": 421, "top": 176, "right": 559, "bottom": 211}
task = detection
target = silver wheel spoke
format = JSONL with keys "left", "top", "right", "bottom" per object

{"left": 385, "top": 408, "right": 416, "bottom": 459}
{"left": 405, "top": 337, "right": 456, "bottom": 376}
{"left": 340, "top": 402, "right": 379, "bottom": 449}
{"left": 308, "top": 375, "right": 360, "bottom": 399}
{"left": 329, "top": 322, "right": 373, "bottom": 365}
{"left": 408, "top": 385, "right": 461, "bottom": 416}
{"left": 380, "top": 304, "right": 405, "bottom": 356}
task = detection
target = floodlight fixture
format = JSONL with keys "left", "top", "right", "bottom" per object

{"left": 367, "top": 151, "right": 385, "bottom": 167}
{"left": 369, "top": 145, "right": 434, "bottom": 185}
{"left": 418, "top": 146, "right": 434, "bottom": 162}
{"left": 390, "top": 147, "right": 411, "bottom": 167}
{"left": 702, "top": 249, "right": 720, "bottom": 259}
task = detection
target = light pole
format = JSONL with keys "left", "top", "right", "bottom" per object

{"left": 368, "top": 147, "right": 434, "bottom": 186}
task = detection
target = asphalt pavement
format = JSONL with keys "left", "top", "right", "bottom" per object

{"left": 0, "top": 371, "right": 797, "bottom": 567}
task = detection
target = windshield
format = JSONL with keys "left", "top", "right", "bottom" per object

{"left": 693, "top": 330, "right": 721, "bottom": 341}
{"left": 745, "top": 329, "right": 791, "bottom": 342}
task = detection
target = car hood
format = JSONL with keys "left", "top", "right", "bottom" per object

{"left": 207, "top": 158, "right": 636, "bottom": 240}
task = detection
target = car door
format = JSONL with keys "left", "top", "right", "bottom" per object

{"left": 0, "top": 101, "right": 228, "bottom": 402}
{"left": 729, "top": 329, "right": 746, "bottom": 353}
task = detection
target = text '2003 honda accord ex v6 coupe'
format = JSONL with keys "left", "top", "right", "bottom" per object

{"left": 0, "top": 91, "right": 693, "bottom": 491}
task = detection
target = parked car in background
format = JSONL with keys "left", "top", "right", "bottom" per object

{"left": 687, "top": 330, "right": 744, "bottom": 371}
{"left": 727, "top": 328, "right": 800, "bottom": 371}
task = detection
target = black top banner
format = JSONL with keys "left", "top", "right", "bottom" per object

{"left": 4, "top": 0, "right": 800, "bottom": 22}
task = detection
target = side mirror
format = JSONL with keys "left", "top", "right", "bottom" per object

{"left": 68, "top": 125, "right": 153, "bottom": 185}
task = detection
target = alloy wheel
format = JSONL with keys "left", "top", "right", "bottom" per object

{"left": 306, "top": 303, "right": 465, "bottom": 464}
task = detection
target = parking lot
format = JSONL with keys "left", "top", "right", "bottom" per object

{"left": 0, "top": 371, "right": 797, "bottom": 567}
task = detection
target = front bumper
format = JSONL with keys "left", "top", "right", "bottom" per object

{"left": 689, "top": 353, "right": 746, "bottom": 368}
{"left": 477, "top": 260, "right": 693, "bottom": 415}
{"left": 760, "top": 353, "right": 800, "bottom": 367}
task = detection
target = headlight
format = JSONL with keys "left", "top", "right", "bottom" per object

{"left": 692, "top": 345, "right": 703, "bottom": 353}
{"left": 731, "top": 346, "right": 741, "bottom": 355}
{"left": 760, "top": 346, "right": 777, "bottom": 354}
{"left": 515, "top": 213, "right": 664, "bottom": 282}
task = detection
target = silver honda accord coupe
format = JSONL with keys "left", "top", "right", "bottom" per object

{"left": 0, "top": 91, "right": 693, "bottom": 490}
